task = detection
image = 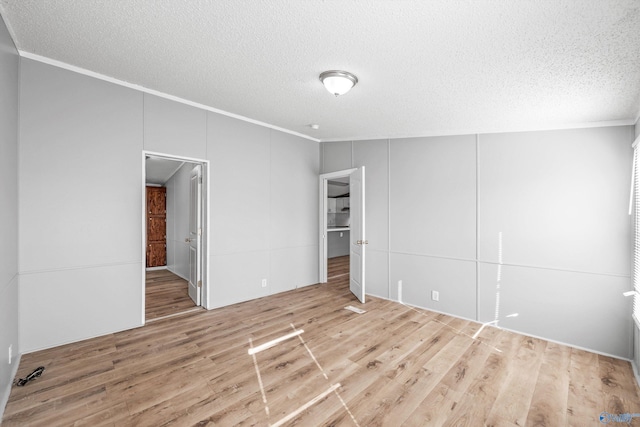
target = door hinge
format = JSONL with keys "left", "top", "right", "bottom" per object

{"left": 197, "top": 280, "right": 202, "bottom": 288}
{"left": 356, "top": 240, "right": 369, "bottom": 245}
{"left": 198, "top": 228, "right": 202, "bottom": 236}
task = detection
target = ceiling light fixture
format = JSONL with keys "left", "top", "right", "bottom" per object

{"left": 319, "top": 70, "right": 358, "bottom": 96}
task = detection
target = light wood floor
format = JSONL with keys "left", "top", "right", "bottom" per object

{"left": 328, "top": 255, "right": 349, "bottom": 279}
{"left": 145, "top": 269, "right": 196, "bottom": 320}
{"left": 4, "top": 258, "right": 640, "bottom": 426}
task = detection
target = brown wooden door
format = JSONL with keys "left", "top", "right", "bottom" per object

{"left": 146, "top": 186, "right": 167, "bottom": 267}
{"left": 147, "top": 188, "right": 166, "bottom": 215}
{"left": 147, "top": 216, "right": 166, "bottom": 242}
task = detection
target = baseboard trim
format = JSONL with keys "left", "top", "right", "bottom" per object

{"left": 165, "top": 267, "right": 188, "bottom": 281}
{"left": 369, "top": 293, "right": 632, "bottom": 361}
{"left": 0, "top": 353, "right": 22, "bottom": 421}
{"left": 633, "top": 360, "right": 640, "bottom": 390}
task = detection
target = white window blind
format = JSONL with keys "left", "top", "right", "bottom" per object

{"left": 631, "top": 136, "right": 640, "bottom": 324}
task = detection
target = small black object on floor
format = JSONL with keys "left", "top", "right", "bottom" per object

{"left": 15, "top": 366, "right": 45, "bottom": 386}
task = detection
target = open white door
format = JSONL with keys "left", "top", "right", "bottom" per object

{"left": 318, "top": 167, "right": 366, "bottom": 302}
{"left": 349, "top": 167, "right": 366, "bottom": 303}
{"left": 188, "top": 165, "right": 202, "bottom": 306}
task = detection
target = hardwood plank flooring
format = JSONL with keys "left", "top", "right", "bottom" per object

{"left": 328, "top": 255, "right": 349, "bottom": 280}
{"left": 4, "top": 260, "right": 640, "bottom": 426}
{"left": 145, "top": 269, "right": 196, "bottom": 320}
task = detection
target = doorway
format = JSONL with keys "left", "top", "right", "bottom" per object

{"left": 327, "top": 176, "right": 350, "bottom": 284}
{"left": 143, "top": 152, "right": 209, "bottom": 322}
{"left": 319, "top": 167, "right": 366, "bottom": 303}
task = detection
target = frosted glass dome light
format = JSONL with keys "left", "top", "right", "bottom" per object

{"left": 319, "top": 70, "right": 358, "bottom": 96}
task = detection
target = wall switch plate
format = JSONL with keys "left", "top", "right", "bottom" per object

{"left": 262, "top": 279, "right": 267, "bottom": 288}
{"left": 431, "top": 290, "right": 439, "bottom": 302}
{"left": 8, "top": 344, "right": 12, "bottom": 364}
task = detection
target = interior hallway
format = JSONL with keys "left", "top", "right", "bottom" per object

{"left": 145, "top": 269, "right": 196, "bottom": 321}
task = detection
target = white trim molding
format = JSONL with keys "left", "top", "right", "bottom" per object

{"left": 19, "top": 51, "right": 320, "bottom": 143}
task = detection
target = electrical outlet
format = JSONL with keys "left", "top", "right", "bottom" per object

{"left": 262, "top": 279, "right": 267, "bottom": 288}
{"left": 431, "top": 290, "right": 439, "bottom": 302}
{"left": 8, "top": 344, "right": 12, "bottom": 365}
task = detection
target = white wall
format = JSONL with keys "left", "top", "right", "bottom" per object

{"left": 390, "top": 135, "right": 478, "bottom": 321}
{"left": 143, "top": 93, "right": 207, "bottom": 160}
{"left": 207, "top": 114, "right": 319, "bottom": 307}
{"left": 323, "top": 125, "right": 634, "bottom": 358}
{"left": 144, "top": 92, "right": 208, "bottom": 282}
{"left": 19, "top": 59, "right": 144, "bottom": 353}
{"left": 269, "top": 131, "right": 319, "bottom": 294}
{"left": 166, "top": 163, "right": 194, "bottom": 279}
{"left": 477, "top": 128, "right": 632, "bottom": 357}
{"left": 328, "top": 231, "right": 350, "bottom": 258}
{"left": 18, "top": 59, "right": 320, "bottom": 353}
{"left": 322, "top": 141, "right": 353, "bottom": 173}
{"left": 0, "top": 13, "right": 20, "bottom": 416}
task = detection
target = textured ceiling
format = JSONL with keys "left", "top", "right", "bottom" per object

{"left": 1, "top": 0, "right": 639, "bottom": 141}
{"left": 145, "top": 157, "right": 184, "bottom": 186}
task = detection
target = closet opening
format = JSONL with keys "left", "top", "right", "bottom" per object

{"left": 143, "top": 152, "right": 209, "bottom": 322}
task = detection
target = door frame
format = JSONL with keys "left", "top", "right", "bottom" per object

{"left": 142, "top": 151, "right": 210, "bottom": 324}
{"left": 188, "top": 164, "right": 202, "bottom": 306}
{"left": 318, "top": 168, "right": 357, "bottom": 283}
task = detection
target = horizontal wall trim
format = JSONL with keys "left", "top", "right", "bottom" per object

{"left": 320, "top": 121, "right": 637, "bottom": 143}
{"left": 212, "top": 244, "right": 316, "bottom": 257}
{"left": 387, "top": 250, "right": 630, "bottom": 279}
{"left": 17, "top": 53, "right": 633, "bottom": 146}
{"left": 270, "top": 244, "right": 317, "bottom": 251}
{"left": 19, "top": 260, "right": 142, "bottom": 276}
{"left": 365, "top": 248, "right": 388, "bottom": 254}
{"left": 19, "top": 51, "right": 320, "bottom": 144}
{"left": 390, "top": 250, "right": 476, "bottom": 263}
{"left": 477, "top": 259, "right": 630, "bottom": 279}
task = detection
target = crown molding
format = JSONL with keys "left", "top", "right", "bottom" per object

{"left": 319, "top": 119, "right": 637, "bottom": 143}
{"left": 18, "top": 51, "right": 320, "bottom": 143}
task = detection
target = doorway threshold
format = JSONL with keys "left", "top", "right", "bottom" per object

{"left": 146, "top": 307, "right": 204, "bottom": 323}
